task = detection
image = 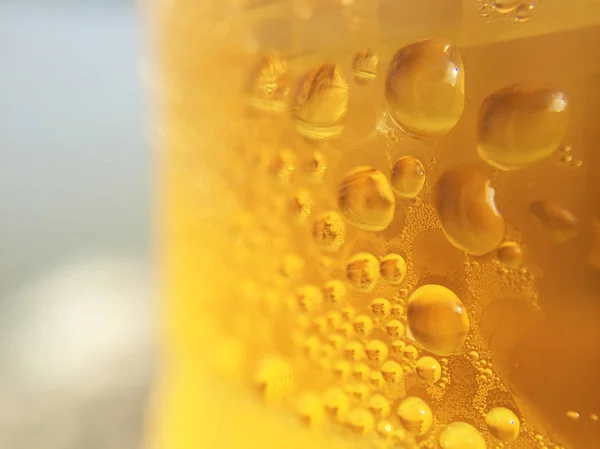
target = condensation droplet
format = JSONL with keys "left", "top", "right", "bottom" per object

{"left": 346, "top": 252, "right": 381, "bottom": 292}
{"left": 292, "top": 63, "right": 350, "bottom": 140}
{"left": 385, "top": 39, "right": 465, "bottom": 139}
{"left": 407, "top": 284, "right": 470, "bottom": 356}
{"left": 477, "top": 85, "right": 568, "bottom": 170}
{"left": 352, "top": 49, "right": 379, "bottom": 84}
{"left": 339, "top": 166, "right": 396, "bottom": 231}
{"left": 391, "top": 156, "right": 427, "bottom": 198}
{"left": 434, "top": 166, "right": 505, "bottom": 256}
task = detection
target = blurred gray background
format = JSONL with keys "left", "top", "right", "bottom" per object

{"left": 0, "top": 1, "right": 154, "bottom": 447}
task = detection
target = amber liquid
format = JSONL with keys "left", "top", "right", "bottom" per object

{"left": 151, "top": 1, "right": 600, "bottom": 448}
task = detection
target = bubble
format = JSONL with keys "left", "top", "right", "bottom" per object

{"left": 391, "top": 156, "right": 426, "bottom": 198}
{"left": 530, "top": 200, "right": 578, "bottom": 243}
{"left": 304, "top": 150, "right": 327, "bottom": 183}
{"left": 385, "top": 39, "right": 465, "bottom": 139}
{"left": 323, "top": 280, "right": 348, "bottom": 305}
{"left": 380, "top": 253, "right": 408, "bottom": 285}
{"left": 368, "top": 394, "right": 391, "bottom": 419}
{"left": 496, "top": 241, "right": 523, "bottom": 268}
{"left": 347, "top": 382, "right": 370, "bottom": 401}
{"left": 493, "top": 0, "right": 519, "bottom": 13}
{"left": 246, "top": 52, "right": 290, "bottom": 113}
{"left": 590, "top": 413, "right": 599, "bottom": 421}
{"left": 352, "top": 49, "right": 379, "bottom": 84}
{"left": 292, "top": 63, "right": 349, "bottom": 140}
{"left": 296, "top": 285, "right": 324, "bottom": 312}
{"left": 407, "top": 284, "right": 470, "bottom": 356}
{"left": 485, "top": 407, "right": 520, "bottom": 442}
{"left": 433, "top": 166, "right": 505, "bottom": 256}
{"left": 353, "top": 314, "right": 374, "bottom": 337}
{"left": 341, "top": 305, "right": 357, "bottom": 321}
{"left": 396, "top": 397, "right": 433, "bottom": 435}
{"left": 385, "top": 319, "right": 405, "bottom": 339}
{"left": 288, "top": 189, "right": 313, "bottom": 223}
{"left": 376, "top": 420, "right": 394, "bottom": 439}
{"left": 254, "top": 356, "right": 295, "bottom": 403}
{"left": 269, "top": 149, "right": 295, "bottom": 182}
{"left": 339, "top": 166, "right": 396, "bottom": 231}
{"left": 312, "top": 211, "right": 346, "bottom": 251}
{"left": 390, "top": 304, "right": 405, "bottom": 317}
{"left": 280, "top": 253, "right": 305, "bottom": 278}
{"left": 347, "top": 408, "right": 375, "bottom": 435}
{"left": 371, "top": 297, "right": 392, "bottom": 318}
{"left": 416, "top": 356, "right": 442, "bottom": 384}
{"left": 346, "top": 252, "right": 381, "bottom": 292}
{"left": 381, "top": 360, "right": 404, "bottom": 384}
{"left": 391, "top": 339, "right": 406, "bottom": 356}
{"left": 477, "top": 85, "right": 568, "bottom": 170}
{"left": 296, "top": 393, "right": 325, "bottom": 428}
{"left": 352, "top": 362, "right": 371, "bottom": 382}
{"left": 439, "top": 422, "right": 486, "bottom": 449}
{"left": 366, "top": 339, "right": 389, "bottom": 363}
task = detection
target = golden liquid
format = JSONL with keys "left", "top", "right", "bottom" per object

{"left": 152, "top": 1, "right": 600, "bottom": 449}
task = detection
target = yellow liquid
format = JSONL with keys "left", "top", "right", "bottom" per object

{"left": 151, "top": 1, "right": 600, "bottom": 449}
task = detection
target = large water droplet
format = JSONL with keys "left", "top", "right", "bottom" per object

{"left": 339, "top": 166, "right": 396, "bottom": 231}
{"left": 434, "top": 166, "right": 505, "bottom": 256}
{"left": 477, "top": 85, "right": 569, "bottom": 170}
{"left": 407, "top": 284, "right": 470, "bottom": 356}
{"left": 292, "top": 63, "right": 350, "bottom": 140}
{"left": 385, "top": 39, "right": 465, "bottom": 139}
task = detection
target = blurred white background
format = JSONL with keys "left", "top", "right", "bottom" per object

{"left": 0, "top": 1, "right": 154, "bottom": 447}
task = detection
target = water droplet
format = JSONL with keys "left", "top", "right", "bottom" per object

{"left": 381, "top": 360, "right": 404, "bottom": 384}
{"left": 439, "top": 422, "right": 486, "bottom": 449}
{"left": 352, "top": 49, "right": 379, "bottom": 84}
{"left": 323, "top": 280, "right": 347, "bottom": 305}
{"left": 515, "top": 3, "right": 533, "bottom": 22}
{"left": 254, "top": 357, "right": 295, "bottom": 403}
{"left": 366, "top": 339, "right": 389, "bottom": 363}
{"left": 288, "top": 189, "right": 313, "bottom": 223}
{"left": 391, "top": 339, "right": 406, "bottom": 356}
{"left": 246, "top": 52, "right": 290, "bottom": 113}
{"left": 407, "top": 284, "right": 470, "bottom": 356}
{"left": 333, "top": 360, "right": 352, "bottom": 380}
{"left": 416, "top": 356, "right": 442, "bottom": 384}
{"left": 296, "top": 393, "right": 325, "bottom": 428}
{"left": 385, "top": 319, "right": 405, "bottom": 339}
{"left": 477, "top": 85, "right": 569, "bottom": 170}
{"left": 396, "top": 397, "right": 433, "bottom": 435}
{"left": 353, "top": 314, "right": 374, "bottom": 337}
{"left": 385, "top": 39, "right": 465, "bottom": 139}
{"left": 312, "top": 211, "right": 346, "bottom": 251}
{"left": 485, "top": 407, "right": 520, "bottom": 442}
{"left": 560, "top": 154, "right": 573, "bottom": 164}
{"left": 369, "top": 370, "right": 385, "bottom": 388}
{"left": 371, "top": 297, "right": 392, "bottom": 318}
{"left": 269, "top": 149, "right": 295, "bottom": 182}
{"left": 347, "top": 408, "right": 375, "bottom": 434}
{"left": 380, "top": 253, "right": 408, "bottom": 285}
{"left": 346, "top": 251, "right": 381, "bottom": 292}
{"left": 296, "top": 285, "right": 324, "bottom": 312}
{"left": 324, "top": 387, "right": 350, "bottom": 421}
{"left": 339, "top": 166, "right": 396, "bottom": 231}
{"left": 391, "top": 156, "right": 426, "bottom": 198}
{"left": 566, "top": 410, "right": 580, "bottom": 420}
{"left": 344, "top": 340, "right": 366, "bottom": 361}
{"left": 390, "top": 304, "right": 404, "bottom": 317}
{"left": 352, "top": 362, "right": 371, "bottom": 381}
{"left": 304, "top": 150, "right": 327, "bottom": 183}
{"left": 292, "top": 63, "right": 349, "bottom": 140}
{"left": 434, "top": 166, "right": 505, "bottom": 256}
{"left": 493, "top": 0, "right": 519, "bottom": 13}
{"left": 530, "top": 200, "right": 578, "bottom": 243}
{"left": 376, "top": 420, "right": 394, "bottom": 439}
{"left": 496, "top": 241, "right": 523, "bottom": 268}
{"left": 590, "top": 413, "right": 599, "bottom": 421}
{"left": 403, "top": 345, "right": 419, "bottom": 361}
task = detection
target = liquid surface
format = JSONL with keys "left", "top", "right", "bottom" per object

{"left": 155, "top": 2, "right": 600, "bottom": 449}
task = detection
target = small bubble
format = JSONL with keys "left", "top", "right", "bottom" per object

{"left": 590, "top": 413, "right": 599, "bottom": 421}
{"left": 370, "top": 370, "right": 385, "bottom": 388}
{"left": 530, "top": 199, "right": 578, "bottom": 243}
{"left": 560, "top": 154, "right": 573, "bottom": 164}
{"left": 396, "top": 397, "right": 433, "bottom": 435}
{"left": 515, "top": 3, "right": 533, "bottom": 22}
{"left": 353, "top": 314, "right": 375, "bottom": 337}
{"left": 269, "top": 149, "right": 295, "bottom": 182}
{"left": 312, "top": 211, "right": 346, "bottom": 251}
{"left": 390, "top": 304, "right": 405, "bottom": 317}
{"left": 344, "top": 340, "right": 366, "bottom": 361}
{"left": 324, "top": 387, "right": 350, "bottom": 421}
{"left": 381, "top": 360, "right": 404, "bottom": 384}
{"left": 403, "top": 345, "right": 419, "bottom": 361}
{"left": 288, "top": 189, "right": 313, "bottom": 223}
{"left": 385, "top": 319, "right": 405, "bottom": 339}
{"left": 304, "top": 150, "right": 327, "bottom": 183}
{"left": 493, "top": 0, "right": 519, "bottom": 13}
{"left": 366, "top": 339, "right": 389, "bottom": 363}
{"left": 347, "top": 408, "right": 375, "bottom": 435}
{"left": 391, "top": 156, "right": 426, "bottom": 198}
{"left": 323, "top": 280, "right": 348, "bottom": 305}
{"left": 485, "top": 407, "right": 520, "bottom": 442}
{"left": 368, "top": 394, "right": 391, "bottom": 419}
{"left": 416, "top": 356, "right": 442, "bottom": 384}
{"left": 246, "top": 52, "right": 290, "bottom": 113}
{"left": 496, "top": 241, "right": 523, "bottom": 268}
{"left": 371, "top": 297, "right": 392, "bottom": 318}
{"left": 380, "top": 253, "right": 408, "bottom": 285}
{"left": 566, "top": 410, "right": 580, "bottom": 420}
{"left": 296, "top": 393, "right": 325, "bottom": 428}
